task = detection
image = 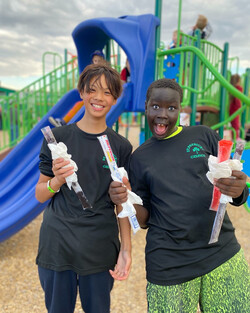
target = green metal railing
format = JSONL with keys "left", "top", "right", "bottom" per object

{"left": 157, "top": 46, "right": 250, "bottom": 137}
{"left": 228, "top": 56, "right": 240, "bottom": 74}
{"left": 0, "top": 57, "right": 78, "bottom": 151}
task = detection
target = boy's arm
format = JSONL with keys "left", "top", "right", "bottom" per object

{"left": 215, "top": 170, "right": 249, "bottom": 206}
{"left": 109, "top": 205, "right": 132, "bottom": 281}
{"left": 134, "top": 204, "right": 149, "bottom": 229}
{"left": 109, "top": 178, "right": 150, "bottom": 228}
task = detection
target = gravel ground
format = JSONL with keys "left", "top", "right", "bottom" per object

{"left": 0, "top": 125, "right": 249, "bottom": 313}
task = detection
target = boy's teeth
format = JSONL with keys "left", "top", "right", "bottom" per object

{"left": 93, "top": 104, "right": 102, "bottom": 108}
{"left": 155, "top": 123, "right": 167, "bottom": 135}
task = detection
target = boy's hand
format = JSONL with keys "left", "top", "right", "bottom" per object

{"left": 109, "top": 177, "right": 131, "bottom": 205}
{"left": 215, "top": 170, "right": 247, "bottom": 198}
{"left": 52, "top": 158, "right": 75, "bottom": 185}
{"left": 109, "top": 249, "right": 131, "bottom": 281}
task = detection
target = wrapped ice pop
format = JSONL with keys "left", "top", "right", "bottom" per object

{"left": 98, "top": 135, "right": 141, "bottom": 234}
{"left": 208, "top": 140, "right": 246, "bottom": 244}
{"left": 209, "top": 140, "right": 234, "bottom": 211}
{"left": 41, "top": 126, "right": 92, "bottom": 210}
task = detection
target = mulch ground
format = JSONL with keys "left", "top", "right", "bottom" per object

{"left": 0, "top": 126, "right": 249, "bottom": 312}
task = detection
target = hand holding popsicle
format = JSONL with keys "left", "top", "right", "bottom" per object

{"left": 52, "top": 158, "right": 75, "bottom": 185}
{"left": 215, "top": 139, "right": 247, "bottom": 198}
{"left": 98, "top": 135, "right": 141, "bottom": 234}
{"left": 41, "top": 126, "right": 92, "bottom": 210}
{"left": 215, "top": 170, "right": 247, "bottom": 198}
{"left": 208, "top": 140, "right": 246, "bottom": 244}
{"left": 109, "top": 177, "right": 131, "bottom": 205}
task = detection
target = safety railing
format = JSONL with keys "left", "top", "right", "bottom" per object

{"left": 181, "top": 32, "right": 224, "bottom": 72}
{"left": 0, "top": 57, "right": 78, "bottom": 151}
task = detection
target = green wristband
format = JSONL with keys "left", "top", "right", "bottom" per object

{"left": 47, "top": 179, "right": 60, "bottom": 193}
{"left": 246, "top": 182, "right": 250, "bottom": 188}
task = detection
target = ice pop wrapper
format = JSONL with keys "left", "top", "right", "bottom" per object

{"left": 98, "top": 135, "right": 141, "bottom": 234}
{"left": 208, "top": 140, "right": 234, "bottom": 211}
{"left": 208, "top": 140, "right": 245, "bottom": 244}
{"left": 41, "top": 126, "right": 92, "bottom": 210}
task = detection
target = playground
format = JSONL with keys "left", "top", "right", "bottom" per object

{"left": 0, "top": 1, "right": 250, "bottom": 312}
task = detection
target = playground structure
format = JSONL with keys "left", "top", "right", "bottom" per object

{"left": 0, "top": 9, "right": 250, "bottom": 242}
{"left": 0, "top": 14, "right": 159, "bottom": 242}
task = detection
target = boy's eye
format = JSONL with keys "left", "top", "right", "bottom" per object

{"left": 90, "top": 88, "right": 96, "bottom": 92}
{"left": 105, "top": 91, "right": 111, "bottom": 95}
{"left": 169, "top": 106, "right": 175, "bottom": 111}
{"left": 152, "top": 104, "right": 159, "bottom": 109}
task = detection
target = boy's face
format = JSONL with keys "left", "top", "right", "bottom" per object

{"left": 80, "top": 74, "right": 116, "bottom": 121}
{"left": 146, "top": 87, "right": 180, "bottom": 140}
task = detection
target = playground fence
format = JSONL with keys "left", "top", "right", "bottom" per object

{"left": 0, "top": 58, "right": 78, "bottom": 151}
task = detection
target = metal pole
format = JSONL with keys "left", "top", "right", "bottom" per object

{"left": 154, "top": 0, "right": 162, "bottom": 79}
{"left": 177, "top": 0, "right": 182, "bottom": 47}
{"left": 145, "top": 0, "right": 162, "bottom": 141}
{"left": 219, "top": 43, "right": 229, "bottom": 137}
{"left": 241, "top": 68, "right": 250, "bottom": 130}
{"left": 105, "top": 40, "right": 111, "bottom": 62}
{"left": 64, "top": 48, "right": 68, "bottom": 93}
{"left": 190, "top": 29, "right": 201, "bottom": 126}
{"left": 117, "top": 45, "right": 121, "bottom": 73}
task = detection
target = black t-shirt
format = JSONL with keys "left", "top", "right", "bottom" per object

{"left": 129, "top": 125, "right": 248, "bottom": 285}
{"left": 36, "top": 124, "right": 132, "bottom": 276}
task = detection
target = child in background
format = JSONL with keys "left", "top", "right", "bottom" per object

{"left": 168, "top": 29, "right": 182, "bottom": 49}
{"left": 109, "top": 78, "right": 249, "bottom": 313}
{"left": 49, "top": 50, "right": 106, "bottom": 127}
{"left": 189, "top": 14, "right": 212, "bottom": 40}
{"left": 36, "top": 64, "right": 132, "bottom": 313}
{"left": 229, "top": 74, "right": 243, "bottom": 140}
{"left": 120, "top": 58, "right": 131, "bottom": 84}
{"left": 90, "top": 49, "right": 106, "bottom": 65}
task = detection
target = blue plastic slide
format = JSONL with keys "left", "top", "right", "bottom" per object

{"left": 0, "top": 14, "right": 159, "bottom": 242}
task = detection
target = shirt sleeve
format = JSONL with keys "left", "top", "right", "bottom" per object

{"left": 38, "top": 138, "right": 54, "bottom": 177}
{"left": 129, "top": 153, "right": 151, "bottom": 211}
{"left": 231, "top": 185, "right": 249, "bottom": 206}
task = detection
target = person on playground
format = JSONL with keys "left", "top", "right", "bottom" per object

{"left": 109, "top": 78, "right": 250, "bottom": 312}
{"left": 168, "top": 29, "right": 183, "bottom": 49}
{"left": 49, "top": 50, "right": 106, "bottom": 127}
{"left": 188, "top": 14, "right": 212, "bottom": 40}
{"left": 229, "top": 73, "right": 243, "bottom": 140}
{"left": 36, "top": 64, "right": 132, "bottom": 313}
{"left": 120, "top": 58, "right": 131, "bottom": 84}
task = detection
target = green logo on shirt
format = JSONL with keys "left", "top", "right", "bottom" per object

{"left": 186, "top": 143, "right": 205, "bottom": 159}
{"left": 102, "top": 155, "right": 117, "bottom": 168}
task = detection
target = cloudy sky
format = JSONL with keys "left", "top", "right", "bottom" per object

{"left": 1, "top": 0, "right": 250, "bottom": 90}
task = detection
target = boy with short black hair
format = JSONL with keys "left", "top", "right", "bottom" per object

{"left": 109, "top": 78, "right": 250, "bottom": 312}
{"left": 36, "top": 63, "right": 132, "bottom": 313}
{"left": 49, "top": 50, "right": 107, "bottom": 127}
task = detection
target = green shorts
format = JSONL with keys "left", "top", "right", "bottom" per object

{"left": 147, "top": 249, "right": 250, "bottom": 313}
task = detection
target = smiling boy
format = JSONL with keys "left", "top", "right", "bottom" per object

{"left": 36, "top": 64, "right": 132, "bottom": 313}
{"left": 109, "top": 78, "right": 250, "bottom": 312}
